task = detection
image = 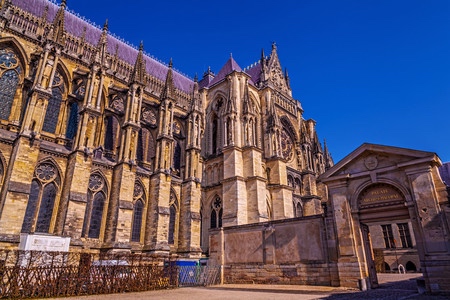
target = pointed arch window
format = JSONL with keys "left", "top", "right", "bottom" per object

{"left": 210, "top": 196, "right": 222, "bottom": 229}
{"left": 82, "top": 173, "right": 108, "bottom": 239}
{"left": 65, "top": 101, "right": 79, "bottom": 140}
{"left": 131, "top": 181, "right": 145, "bottom": 242}
{"left": 136, "top": 127, "right": 155, "bottom": 168}
{"left": 173, "top": 139, "right": 181, "bottom": 175}
{"left": 0, "top": 47, "right": 22, "bottom": 121}
{"left": 168, "top": 191, "right": 178, "bottom": 245}
{"left": 211, "top": 115, "right": 218, "bottom": 155}
{"left": 104, "top": 115, "right": 121, "bottom": 161}
{"left": 21, "top": 162, "right": 60, "bottom": 233}
{"left": 295, "top": 202, "right": 303, "bottom": 217}
{"left": 43, "top": 70, "right": 65, "bottom": 133}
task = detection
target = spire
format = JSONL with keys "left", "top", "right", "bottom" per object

{"left": 260, "top": 48, "right": 266, "bottom": 72}
{"left": 285, "top": 68, "right": 290, "bottom": 89}
{"left": 190, "top": 72, "right": 201, "bottom": 113}
{"left": 129, "top": 41, "right": 146, "bottom": 85}
{"left": 98, "top": 19, "right": 108, "bottom": 45}
{"left": 242, "top": 79, "right": 252, "bottom": 114}
{"left": 161, "top": 58, "right": 176, "bottom": 100}
{"left": 50, "top": 0, "right": 66, "bottom": 45}
{"left": 323, "top": 139, "right": 334, "bottom": 170}
{"left": 94, "top": 19, "right": 108, "bottom": 65}
{"left": 0, "top": 0, "right": 11, "bottom": 13}
{"left": 42, "top": 4, "right": 49, "bottom": 22}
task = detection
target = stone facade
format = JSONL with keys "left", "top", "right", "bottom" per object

{"left": 0, "top": 0, "right": 331, "bottom": 258}
{"left": 209, "top": 144, "right": 450, "bottom": 293}
{"left": 319, "top": 144, "right": 450, "bottom": 292}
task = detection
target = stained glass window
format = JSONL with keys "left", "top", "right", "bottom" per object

{"left": 35, "top": 183, "right": 57, "bottom": 233}
{"left": 136, "top": 128, "right": 144, "bottom": 162}
{"left": 173, "top": 139, "right": 181, "bottom": 174}
{"left": 210, "top": 196, "right": 222, "bottom": 229}
{"left": 168, "top": 205, "right": 176, "bottom": 244}
{"left": 21, "top": 162, "right": 59, "bottom": 234}
{"left": 66, "top": 102, "right": 79, "bottom": 140}
{"left": 168, "top": 192, "right": 178, "bottom": 245}
{"left": 83, "top": 173, "right": 108, "bottom": 239}
{"left": 131, "top": 200, "right": 144, "bottom": 242}
{"left": 212, "top": 116, "right": 217, "bottom": 155}
{"left": 104, "top": 115, "right": 120, "bottom": 156}
{"left": 43, "top": 71, "right": 65, "bottom": 133}
{"left": 0, "top": 48, "right": 21, "bottom": 121}
{"left": 88, "top": 192, "right": 105, "bottom": 238}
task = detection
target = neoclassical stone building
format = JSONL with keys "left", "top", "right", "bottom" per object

{"left": 0, "top": 0, "right": 332, "bottom": 256}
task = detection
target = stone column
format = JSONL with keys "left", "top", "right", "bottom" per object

{"left": 328, "top": 181, "right": 365, "bottom": 288}
{"left": 406, "top": 166, "right": 450, "bottom": 292}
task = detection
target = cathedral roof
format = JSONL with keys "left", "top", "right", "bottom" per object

{"left": 11, "top": 0, "right": 194, "bottom": 93}
{"left": 245, "top": 62, "right": 262, "bottom": 86}
{"left": 208, "top": 56, "right": 243, "bottom": 87}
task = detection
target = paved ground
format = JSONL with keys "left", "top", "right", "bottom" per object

{"left": 45, "top": 273, "right": 450, "bottom": 300}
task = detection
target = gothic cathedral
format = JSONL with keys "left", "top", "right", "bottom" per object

{"left": 0, "top": 0, "right": 332, "bottom": 257}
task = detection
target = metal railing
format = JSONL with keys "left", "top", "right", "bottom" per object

{"left": 0, "top": 250, "right": 220, "bottom": 298}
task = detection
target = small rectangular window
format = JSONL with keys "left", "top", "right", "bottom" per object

{"left": 397, "top": 223, "right": 413, "bottom": 248}
{"left": 381, "top": 224, "right": 395, "bottom": 249}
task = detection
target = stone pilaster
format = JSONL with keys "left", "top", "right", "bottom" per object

{"left": 243, "top": 146, "right": 268, "bottom": 223}
{"left": 143, "top": 172, "right": 171, "bottom": 256}
{"left": 406, "top": 166, "right": 450, "bottom": 292}
{"left": 328, "top": 181, "right": 365, "bottom": 288}
{"left": 56, "top": 150, "right": 92, "bottom": 240}
{"left": 222, "top": 145, "right": 247, "bottom": 225}
{"left": 266, "top": 158, "right": 293, "bottom": 219}
{"left": 103, "top": 162, "right": 135, "bottom": 249}
{"left": 0, "top": 136, "right": 40, "bottom": 235}
{"left": 178, "top": 179, "right": 202, "bottom": 257}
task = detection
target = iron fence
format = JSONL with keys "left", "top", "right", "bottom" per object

{"left": 0, "top": 250, "right": 220, "bottom": 299}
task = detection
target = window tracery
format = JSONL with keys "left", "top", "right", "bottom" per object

{"left": 131, "top": 181, "right": 145, "bottom": 242}
{"left": 280, "top": 129, "right": 293, "bottom": 160}
{"left": 0, "top": 47, "right": 22, "bottom": 121}
{"left": 82, "top": 173, "right": 108, "bottom": 239}
{"left": 21, "top": 162, "right": 60, "bottom": 234}
{"left": 168, "top": 191, "right": 178, "bottom": 245}
{"left": 141, "top": 107, "right": 157, "bottom": 126}
{"left": 43, "top": 70, "right": 65, "bottom": 133}
{"left": 210, "top": 196, "right": 222, "bottom": 229}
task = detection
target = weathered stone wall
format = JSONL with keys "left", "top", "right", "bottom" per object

{"left": 209, "top": 215, "right": 340, "bottom": 286}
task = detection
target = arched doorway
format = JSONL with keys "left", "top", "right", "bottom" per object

{"left": 357, "top": 183, "right": 419, "bottom": 289}
{"left": 319, "top": 144, "right": 450, "bottom": 293}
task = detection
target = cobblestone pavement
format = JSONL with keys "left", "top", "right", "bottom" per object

{"left": 45, "top": 273, "right": 450, "bottom": 300}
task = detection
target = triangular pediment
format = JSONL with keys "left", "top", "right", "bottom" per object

{"left": 319, "top": 143, "right": 440, "bottom": 180}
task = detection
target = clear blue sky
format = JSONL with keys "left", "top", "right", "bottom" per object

{"left": 65, "top": 0, "right": 450, "bottom": 163}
